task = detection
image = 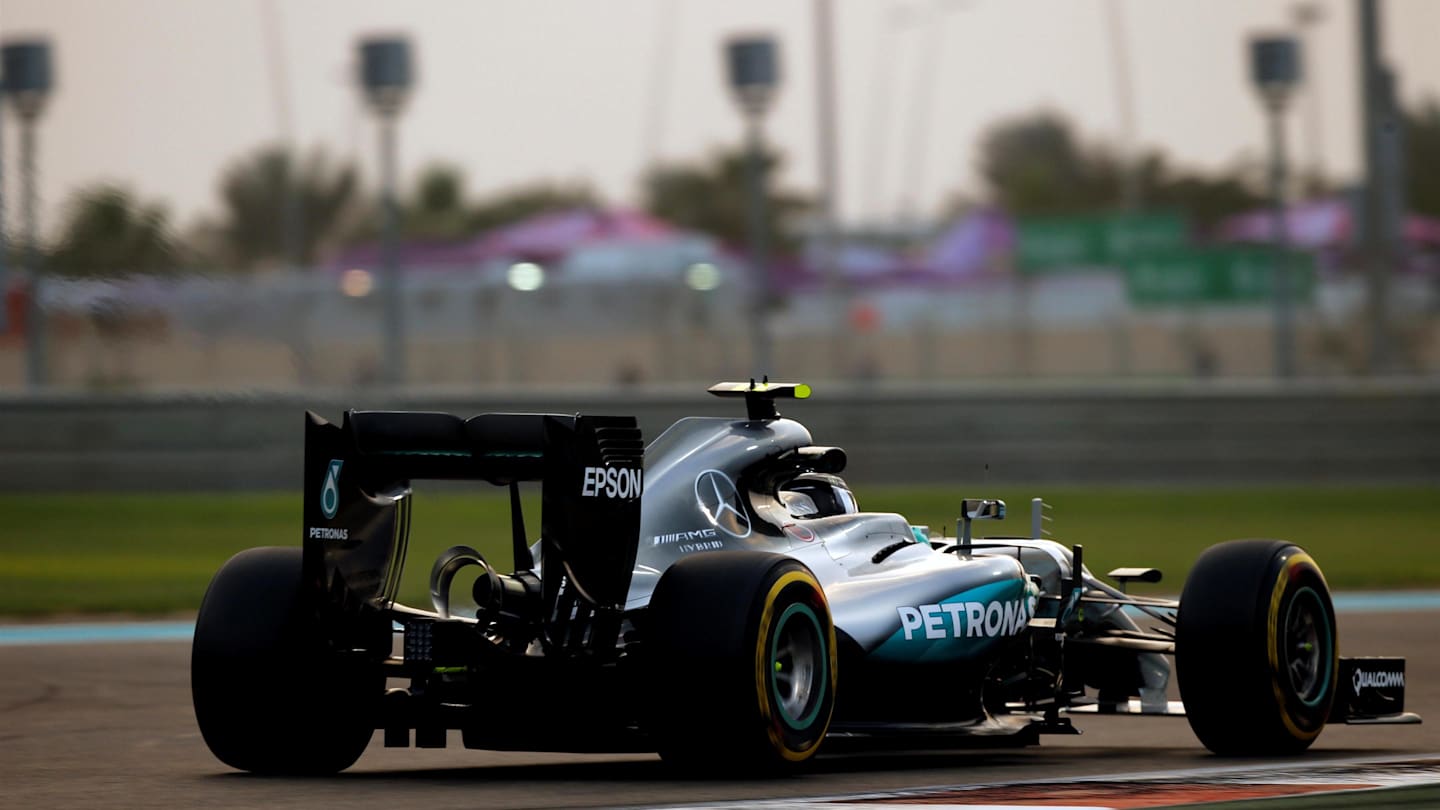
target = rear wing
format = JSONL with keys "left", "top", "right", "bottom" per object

{"left": 302, "top": 409, "right": 643, "bottom": 655}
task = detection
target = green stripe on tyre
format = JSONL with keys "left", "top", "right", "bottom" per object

{"left": 1286, "top": 585, "right": 1334, "bottom": 708}
{"left": 769, "top": 601, "right": 826, "bottom": 730}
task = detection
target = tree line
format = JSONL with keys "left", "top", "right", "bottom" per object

{"left": 23, "top": 100, "right": 1440, "bottom": 277}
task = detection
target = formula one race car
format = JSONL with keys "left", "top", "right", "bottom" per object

{"left": 192, "top": 382, "right": 1418, "bottom": 774}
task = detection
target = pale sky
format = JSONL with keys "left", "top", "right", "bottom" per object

{"left": 3, "top": 0, "right": 1439, "bottom": 238}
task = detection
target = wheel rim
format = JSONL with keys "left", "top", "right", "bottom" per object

{"left": 769, "top": 601, "right": 826, "bottom": 730}
{"left": 1283, "top": 586, "right": 1332, "bottom": 706}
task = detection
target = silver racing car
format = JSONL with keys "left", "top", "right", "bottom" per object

{"left": 191, "top": 381, "right": 1418, "bottom": 774}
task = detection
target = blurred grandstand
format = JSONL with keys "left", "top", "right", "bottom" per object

{"left": 2, "top": 1, "right": 1439, "bottom": 391}
{"left": 4, "top": 195, "right": 1436, "bottom": 389}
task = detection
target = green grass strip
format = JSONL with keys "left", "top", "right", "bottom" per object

{"left": 0, "top": 485, "right": 1436, "bottom": 617}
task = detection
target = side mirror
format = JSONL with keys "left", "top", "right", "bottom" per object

{"left": 961, "top": 498, "right": 1006, "bottom": 521}
{"left": 958, "top": 498, "right": 1005, "bottom": 547}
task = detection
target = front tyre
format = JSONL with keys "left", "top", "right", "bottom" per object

{"left": 647, "top": 552, "right": 837, "bottom": 773}
{"left": 192, "top": 547, "right": 379, "bottom": 774}
{"left": 1175, "top": 540, "right": 1338, "bottom": 755}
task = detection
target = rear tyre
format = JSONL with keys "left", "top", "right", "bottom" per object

{"left": 192, "top": 547, "right": 379, "bottom": 774}
{"left": 647, "top": 552, "right": 837, "bottom": 773}
{"left": 1175, "top": 540, "right": 1337, "bottom": 755}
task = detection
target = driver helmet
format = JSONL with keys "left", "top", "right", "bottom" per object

{"left": 779, "top": 473, "right": 857, "bottom": 519}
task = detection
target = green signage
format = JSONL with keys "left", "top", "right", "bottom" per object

{"left": 1124, "top": 248, "right": 1316, "bottom": 306}
{"left": 1016, "top": 212, "right": 1189, "bottom": 272}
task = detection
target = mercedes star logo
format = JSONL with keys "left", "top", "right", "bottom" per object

{"left": 694, "top": 468, "right": 751, "bottom": 538}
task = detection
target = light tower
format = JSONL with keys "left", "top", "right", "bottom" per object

{"left": 358, "top": 36, "right": 412, "bottom": 385}
{"left": 2, "top": 40, "right": 54, "bottom": 387}
{"left": 1250, "top": 35, "right": 1301, "bottom": 378}
{"left": 725, "top": 35, "right": 780, "bottom": 377}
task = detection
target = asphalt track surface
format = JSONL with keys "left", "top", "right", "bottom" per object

{"left": 2, "top": 611, "right": 1436, "bottom": 809}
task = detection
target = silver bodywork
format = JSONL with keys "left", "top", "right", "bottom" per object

{"left": 622, "top": 415, "right": 1167, "bottom": 690}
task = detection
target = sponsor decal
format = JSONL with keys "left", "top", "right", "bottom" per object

{"left": 694, "top": 469, "right": 751, "bottom": 538}
{"left": 308, "top": 526, "right": 349, "bottom": 541}
{"left": 895, "top": 596, "right": 1034, "bottom": 640}
{"left": 321, "top": 459, "right": 343, "bottom": 519}
{"left": 785, "top": 524, "right": 817, "bottom": 543}
{"left": 652, "top": 528, "right": 719, "bottom": 546}
{"left": 873, "top": 579, "right": 1038, "bottom": 662}
{"left": 581, "top": 465, "right": 643, "bottom": 499}
{"left": 678, "top": 540, "right": 725, "bottom": 553}
{"left": 1354, "top": 669, "right": 1405, "bottom": 694}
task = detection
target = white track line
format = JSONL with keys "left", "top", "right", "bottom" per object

{"left": 639, "top": 752, "right": 1440, "bottom": 810}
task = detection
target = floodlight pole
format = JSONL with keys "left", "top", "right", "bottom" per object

{"left": 378, "top": 112, "right": 402, "bottom": 386}
{"left": 812, "top": 0, "right": 848, "bottom": 379}
{"left": 726, "top": 36, "right": 780, "bottom": 378}
{"left": 1105, "top": 0, "right": 1141, "bottom": 211}
{"left": 1292, "top": 2, "right": 1326, "bottom": 184}
{"left": 1251, "top": 36, "right": 1301, "bottom": 379}
{"left": 359, "top": 37, "right": 411, "bottom": 386}
{"left": 1265, "top": 97, "right": 1295, "bottom": 379}
{"left": 742, "top": 116, "right": 773, "bottom": 377}
{"left": 20, "top": 116, "right": 43, "bottom": 386}
{"left": 1357, "top": 0, "right": 1390, "bottom": 373}
{"left": 3, "top": 40, "right": 53, "bottom": 388}
{"left": 0, "top": 80, "right": 7, "bottom": 336}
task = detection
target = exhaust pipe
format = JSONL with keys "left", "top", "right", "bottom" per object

{"left": 429, "top": 545, "right": 539, "bottom": 625}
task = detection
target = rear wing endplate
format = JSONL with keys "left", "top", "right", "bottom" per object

{"left": 302, "top": 409, "right": 643, "bottom": 656}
